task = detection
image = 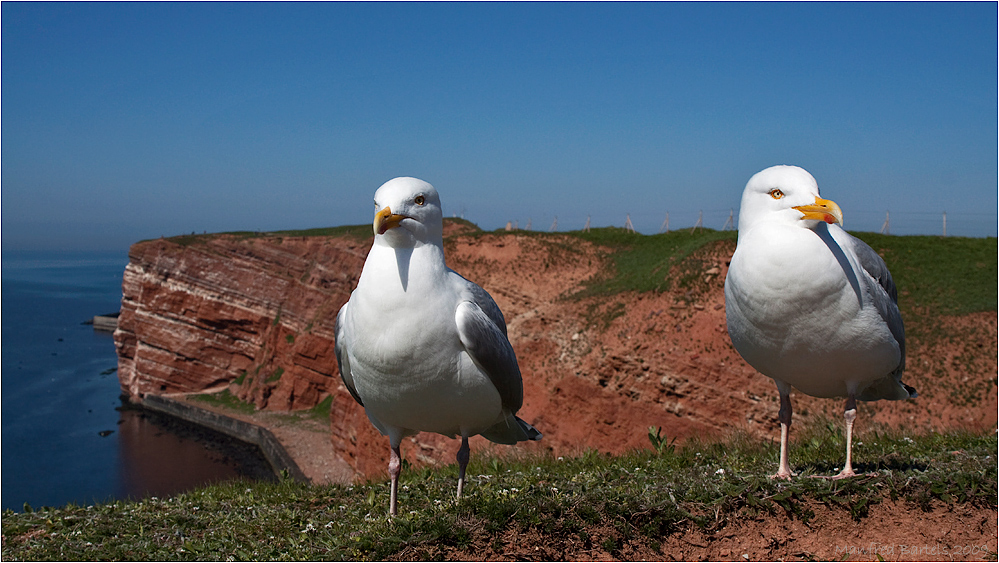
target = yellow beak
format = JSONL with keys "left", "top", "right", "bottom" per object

{"left": 793, "top": 196, "right": 844, "bottom": 226}
{"left": 373, "top": 206, "right": 408, "bottom": 235}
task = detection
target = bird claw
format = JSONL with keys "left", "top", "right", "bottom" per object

{"left": 770, "top": 471, "right": 794, "bottom": 480}
{"left": 806, "top": 469, "right": 859, "bottom": 480}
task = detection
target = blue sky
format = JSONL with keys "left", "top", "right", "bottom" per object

{"left": 2, "top": 2, "right": 996, "bottom": 252}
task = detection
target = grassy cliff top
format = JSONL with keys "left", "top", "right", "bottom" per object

{"left": 2, "top": 428, "right": 994, "bottom": 560}
{"left": 161, "top": 221, "right": 996, "bottom": 316}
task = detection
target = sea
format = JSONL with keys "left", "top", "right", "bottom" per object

{"left": 1, "top": 251, "right": 273, "bottom": 513}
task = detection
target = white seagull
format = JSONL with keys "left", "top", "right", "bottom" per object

{"left": 724, "top": 165, "right": 916, "bottom": 479}
{"left": 334, "top": 177, "right": 542, "bottom": 515}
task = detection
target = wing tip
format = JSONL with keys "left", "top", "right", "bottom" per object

{"left": 520, "top": 418, "right": 543, "bottom": 441}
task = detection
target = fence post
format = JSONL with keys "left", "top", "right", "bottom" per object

{"left": 624, "top": 214, "right": 636, "bottom": 233}
{"left": 691, "top": 210, "right": 703, "bottom": 234}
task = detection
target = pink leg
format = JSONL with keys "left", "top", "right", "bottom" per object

{"left": 456, "top": 435, "right": 470, "bottom": 500}
{"left": 772, "top": 387, "right": 793, "bottom": 480}
{"left": 833, "top": 395, "right": 858, "bottom": 479}
{"left": 388, "top": 443, "right": 402, "bottom": 516}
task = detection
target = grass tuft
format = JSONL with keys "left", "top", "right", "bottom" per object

{"left": 188, "top": 389, "right": 256, "bottom": 415}
{"left": 571, "top": 227, "right": 736, "bottom": 297}
{"left": 850, "top": 233, "right": 997, "bottom": 316}
{"left": 3, "top": 430, "right": 993, "bottom": 560}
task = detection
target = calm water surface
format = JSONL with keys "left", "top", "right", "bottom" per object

{"left": 1, "top": 251, "right": 271, "bottom": 512}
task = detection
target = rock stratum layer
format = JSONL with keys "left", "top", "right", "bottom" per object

{"left": 115, "top": 223, "right": 997, "bottom": 482}
{"left": 116, "top": 230, "right": 369, "bottom": 411}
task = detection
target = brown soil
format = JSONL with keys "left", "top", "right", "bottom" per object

{"left": 406, "top": 500, "right": 997, "bottom": 561}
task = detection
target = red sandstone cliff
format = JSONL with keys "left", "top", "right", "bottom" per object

{"left": 115, "top": 230, "right": 369, "bottom": 411}
{"left": 115, "top": 222, "right": 997, "bottom": 483}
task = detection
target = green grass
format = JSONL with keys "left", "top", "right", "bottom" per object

{"left": 3, "top": 429, "right": 994, "bottom": 561}
{"left": 306, "top": 395, "right": 334, "bottom": 422}
{"left": 564, "top": 227, "right": 997, "bottom": 314}
{"left": 265, "top": 368, "right": 285, "bottom": 383}
{"left": 164, "top": 219, "right": 487, "bottom": 247}
{"left": 567, "top": 227, "right": 737, "bottom": 298}
{"left": 158, "top": 220, "right": 996, "bottom": 318}
{"left": 557, "top": 228, "right": 996, "bottom": 317}
{"left": 851, "top": 233, "right": 997, "bottom": 316}
{"left": 159, "top": 224, "right": 374, "bottom": 247}
{"left": 188, "top": 389, "right": 256, "bottom": 415}
{"left": 269, "top": 225, "right": 373, "bottom": 239}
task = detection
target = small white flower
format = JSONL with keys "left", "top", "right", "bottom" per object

{"left": 715, "top": 468, "right": 725, "bottom": 475}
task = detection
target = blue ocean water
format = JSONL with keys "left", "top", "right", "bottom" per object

{"left": 1, "top": 251, "right": 268, "bottom": 512}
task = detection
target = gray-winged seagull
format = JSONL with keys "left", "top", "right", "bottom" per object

{"left": 334, "top": 177, "right": 542, "bottom": 515}
{"left": 725, "top": 165, "right": 916, "bottom": 479}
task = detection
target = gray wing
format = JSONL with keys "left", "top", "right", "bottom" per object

{"left": 464, "top": 278, "right": 510, "bottom": 337}
{"left": 848, "top": 234, "right": 907, "bottom": 378}
{"left": 334, "top": 301, "right": 364, "bottom": 406}
{"left": 850, "top": 234, "right": 898, "bottom": 303}
{"left": 453, "top": 280, "right": 523, "bottom": 413}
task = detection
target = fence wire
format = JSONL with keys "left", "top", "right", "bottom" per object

{"left": 488, "top": 210, "right": 995, "bottom": 238}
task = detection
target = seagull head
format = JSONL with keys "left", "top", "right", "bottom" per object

{"left": 738, "top": 165, "right": 844, "bottom": 233}
{"left": 372, "top": 177, "right": 443, "bottom": 247}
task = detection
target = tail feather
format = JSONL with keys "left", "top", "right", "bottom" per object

{"left": 857, "top": 376, "right": 918, "bottom": 402}
{"left": 480, "top": 413, "right": 542, "bottom": 445}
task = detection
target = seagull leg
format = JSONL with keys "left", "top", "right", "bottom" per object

{"left": 833, "top": 395, "right": 858, "bottom": 479}
{"left": 456, "top": 435, "right": 470, "bottom": 501}
{"left": 772, "top": 385, "right": 793, "bottom": 480}
{"left": 388, "top": 442, "right": 402, "bottom": 516}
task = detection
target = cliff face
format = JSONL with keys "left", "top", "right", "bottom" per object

{"left": 115, "top": 231, "right": 369, "bottom": 411}
{"left": 116, "top": 224, "right": 998, "bottom": 482}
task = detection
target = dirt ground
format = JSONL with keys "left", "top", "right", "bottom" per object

{"left": 421, "top": 500, "right": 997, "bottom": 562}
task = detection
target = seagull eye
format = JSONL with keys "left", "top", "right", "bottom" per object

{"left": 414, "top": 195, "right": 425, "bottom": 206}
{"left": 769, "top": 189, "right": 784, "bottom": 200}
